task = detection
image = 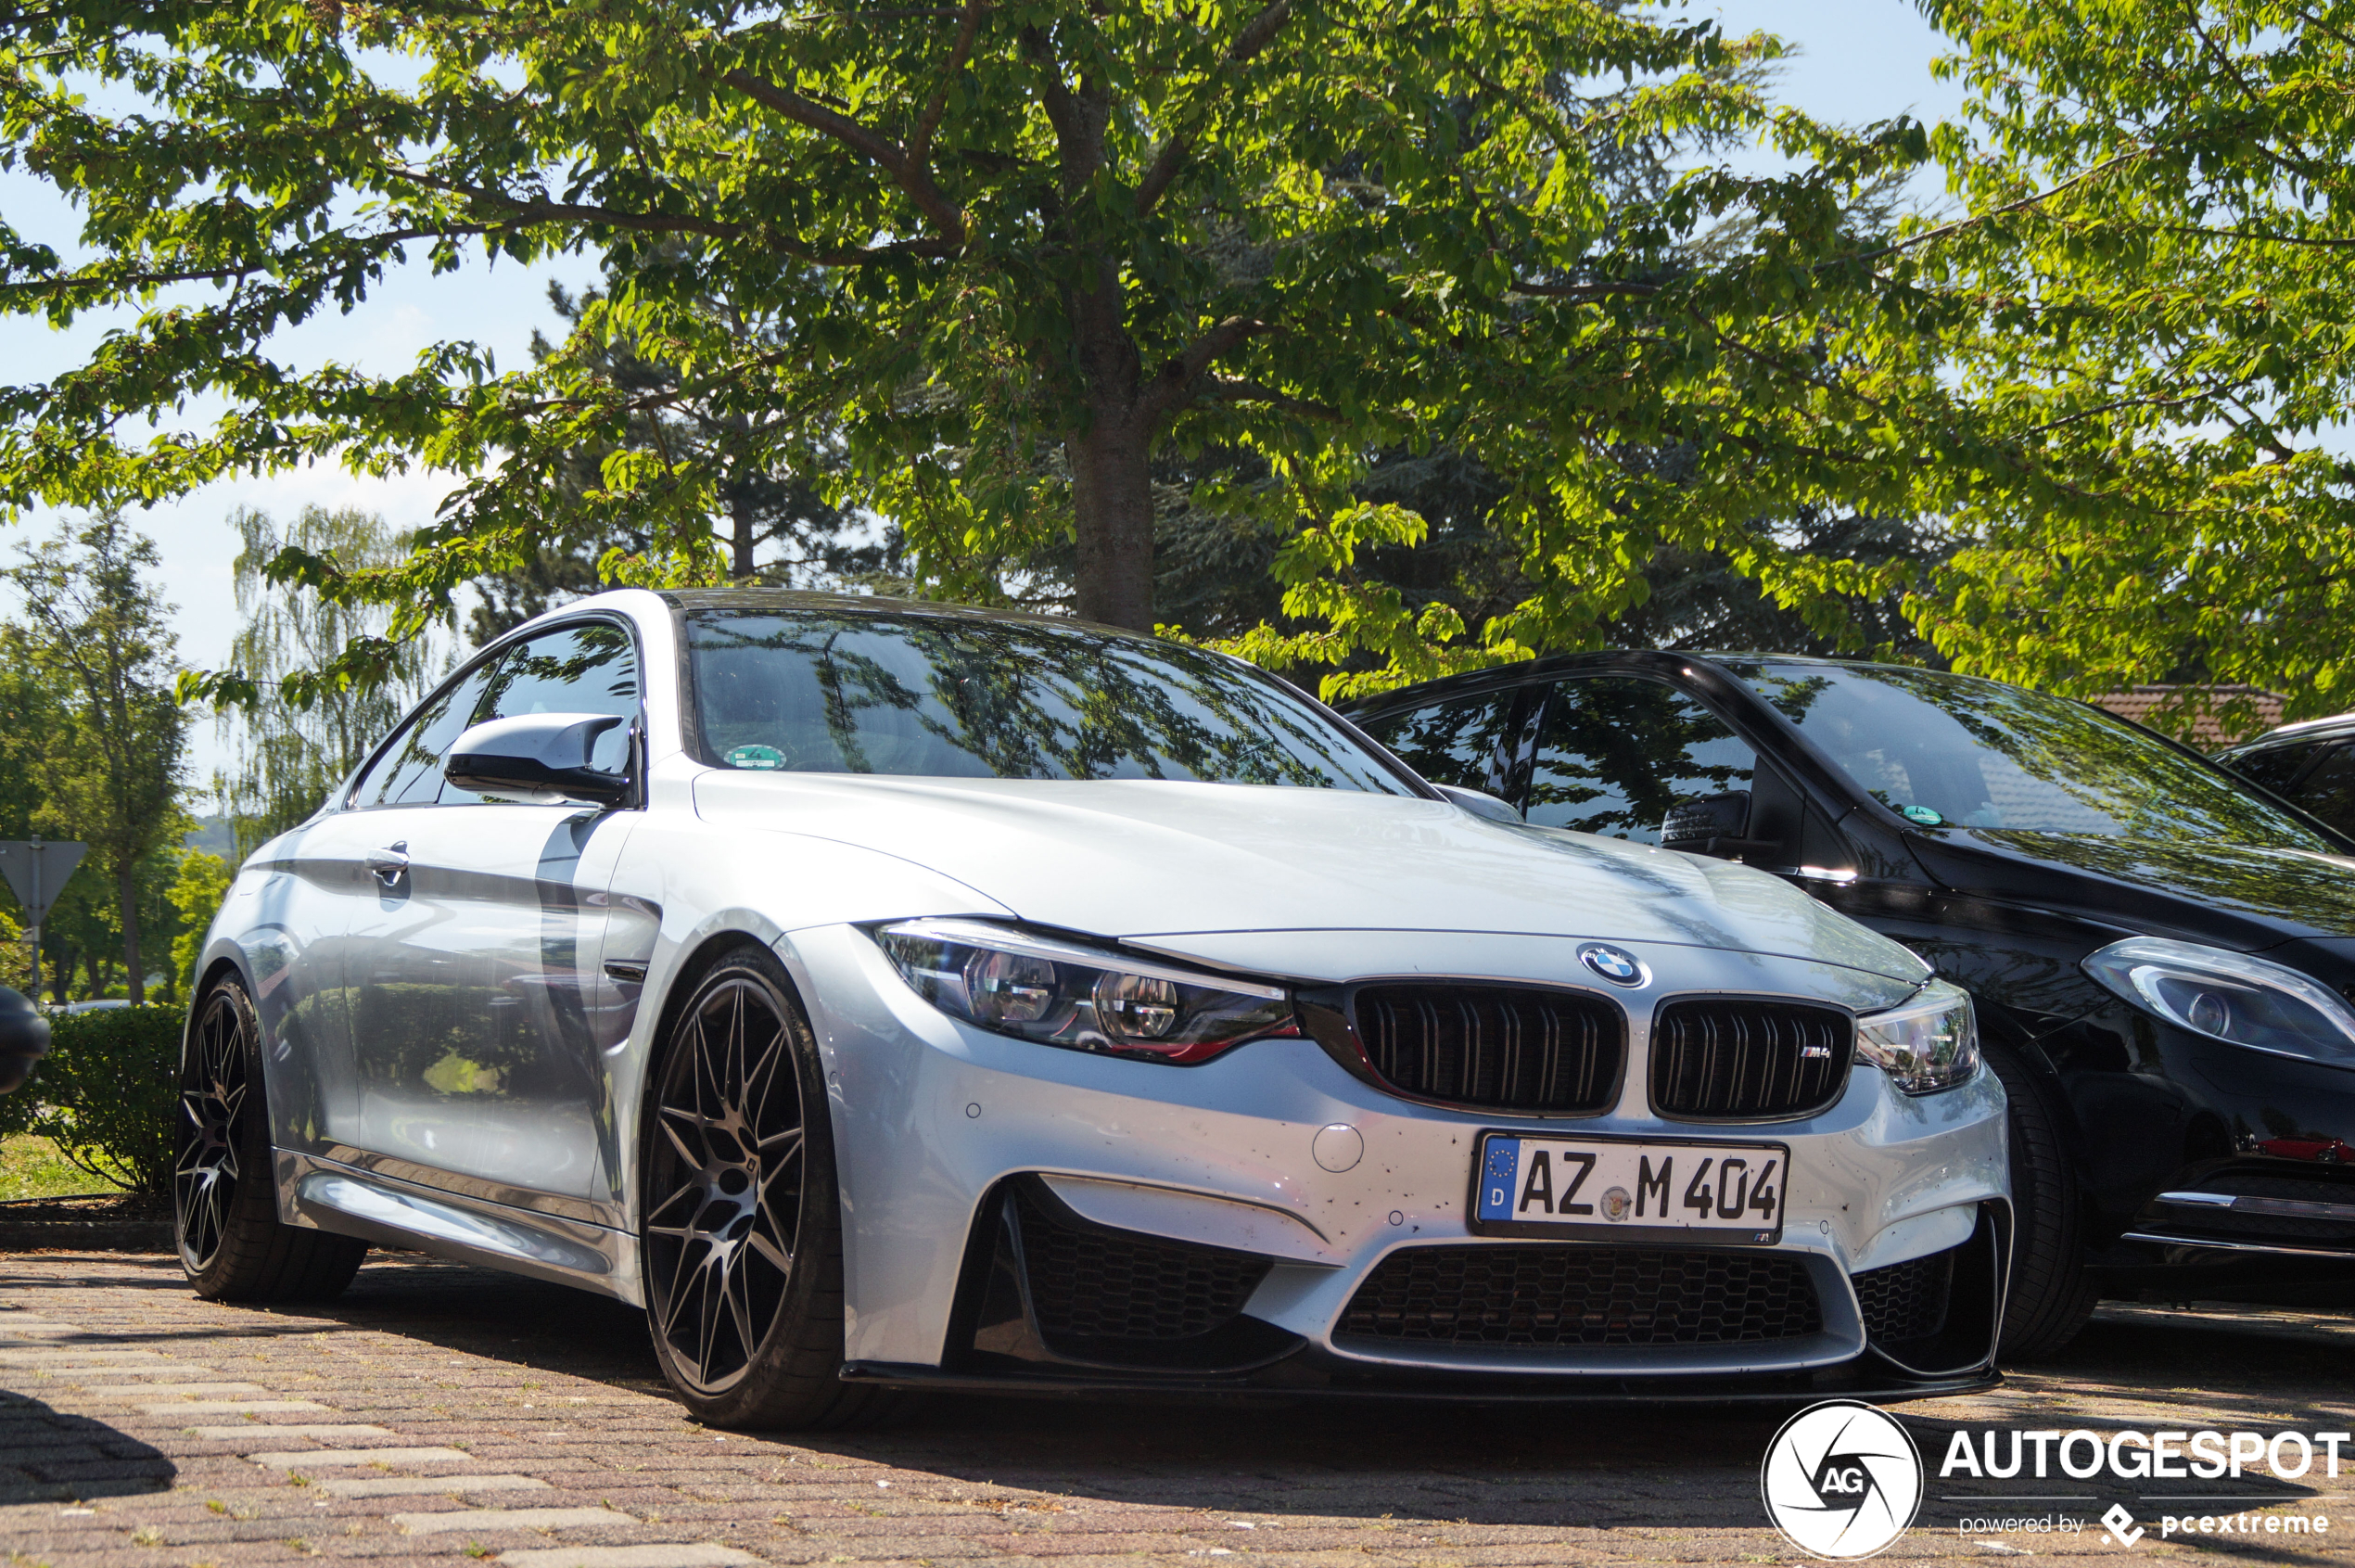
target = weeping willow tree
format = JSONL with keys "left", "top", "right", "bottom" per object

{"left": 213, "top": 507, "right": 436, "bottom": 860}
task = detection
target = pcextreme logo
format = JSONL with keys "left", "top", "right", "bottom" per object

{"left": 1760, "top": 1400, "right": 1925, "bottom": 1559}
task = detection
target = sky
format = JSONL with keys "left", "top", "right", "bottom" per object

{"left": 4, "top": 0, "right": 1967, "bottom": 787}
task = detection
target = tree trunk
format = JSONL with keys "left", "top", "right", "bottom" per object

{"left": 1067, "top": 410, "right": 1157, "bottom": 630}
{"left": 729, "top": 487, "right": 757, "bottom": 580}
{"left": 120, "top": 862, "right": 144, "bottom": 1006}
{"left": 1065, "top": 259, "right": 1157, "bottom": 631}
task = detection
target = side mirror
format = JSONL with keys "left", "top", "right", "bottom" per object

{"left": 1432, "top": 783, "right": 1523, "bottom": 824}
{"left": 446, "top": 712, "right": 633, "bottom": 808}
{"left": 0, "top": 986, "right": 51, "bottom": 1095}
{"left": 1661, "top": 790, "right": 1776, "bottom": 858}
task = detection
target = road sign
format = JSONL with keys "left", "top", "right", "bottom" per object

{"left": 0, "top": 840, "right": 84, "bottom": 927}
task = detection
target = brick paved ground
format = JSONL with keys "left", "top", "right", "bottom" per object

{"left": 0, "top": 1251, "right": 2349, "bottom": 1565}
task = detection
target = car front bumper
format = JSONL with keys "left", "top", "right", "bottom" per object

{"left": 780, "top": 924, "right": 2012, "bottom": 1401}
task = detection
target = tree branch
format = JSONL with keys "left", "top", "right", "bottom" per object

{"left": 1139, "top": 315, "right": 1269, "bottom": 421}
{"left": 909, "top": 0, "right": 988, "bottom": 172}
{"left": 1200, "top": 376, "right": 1340, "bottom": 421}
{"left": 1134, "top": 0, "right": 1292, "bottom": 219}
{"left": 719, "top": 67, "right": 966, "bottom": 241}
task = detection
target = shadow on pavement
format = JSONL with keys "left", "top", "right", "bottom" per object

{"left": 0, "top": 1389, "right": 174, "bottom": 1505}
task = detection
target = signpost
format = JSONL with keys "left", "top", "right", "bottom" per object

{"left": 0, "top": 838, "right": 87, "bottom": 1003}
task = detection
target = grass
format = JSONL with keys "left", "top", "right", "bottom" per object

{"left": 0, "top": 1134, "right": 115, "bottom": 1201}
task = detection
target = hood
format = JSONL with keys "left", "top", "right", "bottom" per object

{"left": 694, "top": 772, "right": 1928, "bottom": 982}
{"left": 1915, "top": 830, "right": 2355, "bottom": 948}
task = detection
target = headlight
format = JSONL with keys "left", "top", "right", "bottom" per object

{"left": 1857, "top": 979, "right": 1980, "bottom": 1094}
{"left": 2082, "top": 937, "right": 2355, "bottom": 1065}
{"left": 872, "top": 918, "right": 1297, "bottom": 1064}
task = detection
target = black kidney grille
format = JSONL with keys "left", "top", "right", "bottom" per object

{"left": 1352, "top": 985, "right": 1623, "bottom": 1114}
{"left": 1014, "top": 1188, "right": 1269, "bottom": 1344}
{"left": 1650, "top": 1000, "right": 1853, "bottom": 1119}
{"left": 1338, "top": 1244, "right": 1823, "bottom": 1348}
{"left": 1853, "top": 1248, "right": 1954, "bottom": 1345}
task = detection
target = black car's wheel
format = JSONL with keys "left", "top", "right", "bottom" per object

{"left": 1988, "top": 1046, "right": 2099, "bottom": 1358}
{"left": 176, "top": 977, "right": 367, "bottom": 1301}
{"left": 641, "top": 945, "right": 893, "bottom": 1429}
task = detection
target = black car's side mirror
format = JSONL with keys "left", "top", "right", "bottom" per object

{"left": 446, "top": 712, "right": 633, "bottom": 809}
{"left": 0, "top": 986, "right": 51, "bottom": 1094}
{"left": 1661, "top": 790, "right": 1776, "bottom": 859}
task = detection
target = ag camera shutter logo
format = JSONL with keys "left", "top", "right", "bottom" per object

{"left": 1761, "top": 1400, "right": 1925, "bottom": 1559}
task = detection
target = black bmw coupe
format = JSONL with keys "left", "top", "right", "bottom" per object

{"left": 1348, "top": 653, "right": 2355, "bottom": 1356}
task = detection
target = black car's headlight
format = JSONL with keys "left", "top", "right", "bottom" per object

{"left": 1856, "top": 979, "right": 1980, "bottom": 1094}
{"left": 2082, "top": 937, "right": 2355, "bottom": 1065}
{"left": 872, "top": 918, "right": 1297, "bottom": 1064}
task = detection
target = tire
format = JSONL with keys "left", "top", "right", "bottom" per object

{"left": 1988, "top": 1044, "right": 2100, "bottom": 1358}
{"left": 175, "top": 977, "right": 368, "bottom": 1302}
{"left": 639, "top": 945, "right": 898, "bottom": 1429}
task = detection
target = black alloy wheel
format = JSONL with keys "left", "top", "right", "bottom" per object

{"left": 174, "top": 977, "right": 367, "bottom": 1301}
{"left": 640, "top": 945, "right": 893, "bottom": 1428}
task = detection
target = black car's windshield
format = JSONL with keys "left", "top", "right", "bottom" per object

{"left": 1721, "top": 660, "right": 2336, "bottom": 851}
{"left": 684, "top": 609, "right": 1410, "bottom": 792}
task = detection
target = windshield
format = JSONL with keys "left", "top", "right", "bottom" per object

{"left": 683, "top": 609, "right": 1410, "bottom": 792}
{"left": 1720, "top": 660, "right": 2336, "bottom": 851}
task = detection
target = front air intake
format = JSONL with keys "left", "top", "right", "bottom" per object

{"left": 1649, "top": 999, "right": 1853, "bottom": 1120}
{"left": 1350, "top": 985, "right": 1625, "bottom": 1115}
{"left": 1338, "top": 1243, "right": 1824, "bottom": 1348}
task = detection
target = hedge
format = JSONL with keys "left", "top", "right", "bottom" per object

{"left": 0, "top": 1004, "right": 182, "bottom": 1196}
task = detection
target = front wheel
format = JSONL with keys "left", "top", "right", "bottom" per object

{"left": 1989, "top": 1045, "right": 2099, "bottom": 1358}
{"left": 175, "top": 977, "right": 367, "bottom": 1302}
{"left": 639, "top": 945, "right": 894, "bottom": 1429}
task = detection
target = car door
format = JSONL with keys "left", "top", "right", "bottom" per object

{"left": 337, "top": 618, "right": 643, "bottom": 1217}
{"left": 1521, "top": 675, "right": 1761, "bottom": 843}
{"left": 1354, "top": 684, "right": 1531, "bottom": 798}
{"left": 2281, "top": 742, "right": 2355, "bottom": 837}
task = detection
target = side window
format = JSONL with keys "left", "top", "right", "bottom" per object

{"left": 1356, "top": 691, "right": 1520, "bottom": 796}
{"left": 2285, "top": 744, "right": 2355, "bottom": 838}
{"left": 472, "top": 620, "right": 642, "bottom": 784}
{"left": 350, "top": 662, "right": 497, "bottom": 809}
{"left": 2228, "top": 742, "right": 2320, "bottom": 796}
{"left": 1525, "top": 678, "right": 1755, "bottom": 842}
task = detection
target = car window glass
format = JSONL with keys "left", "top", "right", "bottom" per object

{"left": 1525, "top": 678, "right": 1755, "bottom": 841}
{"left": 351, "top": 663, "right": 496, "bottom": 809}
{"left": 465, "top": 621, "right": 642, "bottom": 797}
{"left": 685, "top": 611, "right": 1408, "bottom": 790}
{"left": 2286, "top": 744, "right": 2355, "bottom": 837}
{"left": 2228, "top": 742, "right": 2319, "bottom": 795}
{"left": 1722, "top": 660, "right": 2335, "bottom": 850}
{"left": 1356, "top": 692, "right": 1517, "bottom": 795}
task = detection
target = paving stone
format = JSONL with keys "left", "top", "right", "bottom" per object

{"left": 496, "top": 1549, "right": 762, "bottom": 1568}
{"left": 391, "top": 1506, "right": 636, "bottom": 1535}
{"left": 196, "top": 1424, "right": 401, "bottom": 1440}
{"left": 248, "top": 1447, "right": 476, "bottom": 1467}
{"left": 318, "top": 1475, "right": 555, "bottom": 1498}
{"left": 144, "top": 1398, "right": 337, "bottom": 1414}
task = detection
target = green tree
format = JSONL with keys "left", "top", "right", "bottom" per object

{"left": 213, "top": 505, "right": 434, "bottom": 860}
{"left": 1, "top": 514, "right": 189, "bottom": 1005}
{"left": 1899, "top": 0, "right": 2355, "bottom": 733}
{"left": 169, "top": 848, "right": 232, "bottom": 995}
{"left": 3, "top": 0, "right": 1944, "bottom": 704}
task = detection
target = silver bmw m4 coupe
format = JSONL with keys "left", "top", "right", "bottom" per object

{"left": 176, "top": 589, "right": 2009, "bottom": 1424}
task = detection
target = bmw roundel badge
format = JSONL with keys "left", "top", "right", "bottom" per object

{"left": 1578, "top": 942, "right": 1648, "bottom": 987}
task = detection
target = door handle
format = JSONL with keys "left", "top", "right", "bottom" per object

{"left": 365, "top": 844, "right": 410, "bottom": 886}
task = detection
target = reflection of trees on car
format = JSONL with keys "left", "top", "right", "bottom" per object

{"left": 686, "top": 613, "right": 1403, "bottom": 792}
{"left": 1524, "top": 682, "right": 1753, "bottom": 841}
{"left": 1729, "top": 664, "right": 2333, "bottom": 850}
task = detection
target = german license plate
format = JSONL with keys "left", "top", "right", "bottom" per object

{"left": 1470, "top": 1133, "right": 1788, "bottom": 1243}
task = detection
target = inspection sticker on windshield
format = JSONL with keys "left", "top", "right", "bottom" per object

{"left": 1470, "top": 1133, "right": 1787, "bottom": 1243}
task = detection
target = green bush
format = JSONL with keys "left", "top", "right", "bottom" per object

{"left": 6, "top": 1005, "right": 183, "bottom": 1195}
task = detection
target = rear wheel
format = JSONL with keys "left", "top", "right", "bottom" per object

{"left": 1989, "top": 1045, "right": 2099, "bottom": 1358}
{"left": 175, "top": 977, "right": 367, "bottom": 1302}
{"left": 640, "top": 945, "right": 895, "bottom": 1429}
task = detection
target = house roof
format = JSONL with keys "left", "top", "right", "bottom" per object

{"left": 2092, "top": 684, "right": 2285, "bottom": 747}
